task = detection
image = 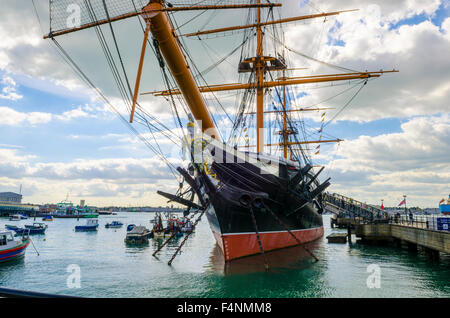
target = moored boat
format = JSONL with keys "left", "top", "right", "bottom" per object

{"left": 0, "top": 231, "right": 30, "bottom": 263}
{"left": 9, "top": 214, "right": 22, "bottom": 221}
{"left": 42, "top": 215, "right": 53, "bottom": 221}
{"left": 439, "top": 195, "right": 450, "bottom": 215}
{"left": 105, "top": 221, "right": 123, "bottom": 228}
{"left": 181, "top": 218, "right": 194, "bottom": 233}
{"left": 5, "top": 223, "right": 47, "bottom": 235}
{"left": 75, "top": 219, "right": 99, "bottom": 232}
{"left": 124, "top": 226, "right": 152, "bottom": 244}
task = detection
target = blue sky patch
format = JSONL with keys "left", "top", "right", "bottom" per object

{"left": 389, "top": 2, "right": 449, "bottom": 30}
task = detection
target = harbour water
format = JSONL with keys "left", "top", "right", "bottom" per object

{"left": 0, "top": 214, "right": 449, "bottom": 298}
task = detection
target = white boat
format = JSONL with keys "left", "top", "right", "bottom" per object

{"left": 9, "top": 214, "right": 22, "bottom": 221}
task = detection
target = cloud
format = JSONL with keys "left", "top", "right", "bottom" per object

{"left": 0, "top": 104, "right": 111, "bottom": 126}
{"left": 0, "top": 106, "right": 52, "bottom": 126}
{"left": 0, "top": 75, "right": 22, "bottom": 100}
{"left": 0, "top": 147, "right": 182, "bottom": 205}
{"left": 327, "top": 113, "right": 450, "bottom": 207}
{"left": 283, "top": 1, "right": 450, "bottom": 122}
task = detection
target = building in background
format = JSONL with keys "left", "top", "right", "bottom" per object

{"left": 0, "top": 192, "right": 22, "bottom": 204}
{"left": 0, "top": 192, "right": 38, "bottom": 217}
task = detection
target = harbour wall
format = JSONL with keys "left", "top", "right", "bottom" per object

{"left": 355, "top": 223, "right": 450, "bottom": 255}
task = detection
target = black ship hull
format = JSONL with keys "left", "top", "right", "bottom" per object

{"left": 186, "top": 143, "right": 328, "bottom": 261}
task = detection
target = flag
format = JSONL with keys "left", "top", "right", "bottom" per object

{"left": 439, "top": 198, "right": 445, "bottom": 205}
{"left": 398, "top": 199, "right": 406, "bottom": 206}
{"left": 315, "top": 150, "right": 320, "bottom": 155}
{"left": 321, "top": 112, "right": 326, "bottom": 117}
{"left": 316, "top": 145, "right": 320, "bottom": 149}
{"left": 381, "top": 203, "right": 384, "bottom": 210}
{"left": 318, "top": 128, "right": 323, "bottom": 133}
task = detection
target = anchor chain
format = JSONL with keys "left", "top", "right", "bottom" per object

{"left": 249, "top": 205, "right": 269, "bottom": 271}
{"left": 168, "top": 209, "right": 205, "bottom": 265}
{"left": 263, "top": 203, "right": 319, "bottom": 262}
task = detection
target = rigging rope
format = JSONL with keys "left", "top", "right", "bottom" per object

{"left": 269, "top": 33, "right": 358, "bottom": 73}
{"left": 50, "top": 38, "right": 180, "bottom": 178}
{"left": 322, "top": 80, "right": 368, "bottom": 127}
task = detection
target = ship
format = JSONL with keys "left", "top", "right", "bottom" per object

{"left": 439, "top": 195, "right": 450, "bottom": 215}
{"left": 43, "top": 1, "right": 396, "bottom": 262}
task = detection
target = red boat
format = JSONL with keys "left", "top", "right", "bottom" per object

{"left": 0, "top": 231, "right": 30, "bottom": 263}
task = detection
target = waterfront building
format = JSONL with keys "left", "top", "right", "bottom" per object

{"left": 0, "top": 192, "right": 22, "bottom": 204}
{"left": 0, "top": 192, "right": 38, "bottom": 217}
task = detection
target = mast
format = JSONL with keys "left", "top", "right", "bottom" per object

{"left": 282, "top": 34, "right": 288, "bottom": 159}
{"left": 256, "top": 0, "right": 264, "bottom": 153}
{"left": 45, "top": 2, "right": 396, "bottom": 152}
{"left": 143, "top": 0, "right": 220, "bottom": 140}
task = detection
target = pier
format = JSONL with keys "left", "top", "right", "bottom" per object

{"left": 323, "top": 193, "right": 450, "bottom": 258}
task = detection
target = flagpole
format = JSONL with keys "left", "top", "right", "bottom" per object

{"left": 403, "top": 195, "right": 407, "bottom": 214}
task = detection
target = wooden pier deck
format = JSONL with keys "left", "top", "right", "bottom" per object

{"left": 324, "top": 193, "right": 450, "bottom": 258}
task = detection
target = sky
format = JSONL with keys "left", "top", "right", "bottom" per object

{"left": 0, "top": 0, "right": 449, "bottom": 208}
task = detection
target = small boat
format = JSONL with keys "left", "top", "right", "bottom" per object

{"left": 151, "top": 213, "right": 169, "bottom": 238}
{"left": 24, "top": 223, "right": 48, "bottom": 234}
{"left": 105, "top": 221, "right": 123, "bottom": 228}
{"left": 5, "top": 223, "right": 47, "bottom": 235}
{"left": 42, "top": 215, "right": 53, "bottom": 221}
{"left": 75, "top": 219, "right": 99, "bottom": 232}
{"left": 181, "top": 219, "right": 194, "bottom": 233}
{"left": 0, "top": 231, "right": 30, "bottom": 264}
{"left": 439, "top": 195, "right": 450, "bottom": 215}
{"left": 124, "top": 226, "right": 152, "bottom": 244}
{"left": 9, "top": 215, "right": 22, "bottom": 221}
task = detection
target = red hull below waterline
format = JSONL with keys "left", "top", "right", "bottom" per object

{"left": 212, "top": 226, "right": 324, "bottom": 261}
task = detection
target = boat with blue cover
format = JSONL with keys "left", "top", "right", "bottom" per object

{"left": 75, "top": 219, "right": 99, "bottom": 232}
{"left": 105, "top": 221, "right": 123, "bottom": 228}
{"left": 0, "top": 231, "right": 30, "bottom": 263}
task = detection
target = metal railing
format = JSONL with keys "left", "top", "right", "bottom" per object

{"left": 390, "top": 214, "right": 449, "bottom": 231}
{"left": 323, "top": 192, "right": 387, "bottom": 222}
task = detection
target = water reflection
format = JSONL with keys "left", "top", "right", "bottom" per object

{"left": 209, "top": 240, "right": 323, "bottom": 276}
